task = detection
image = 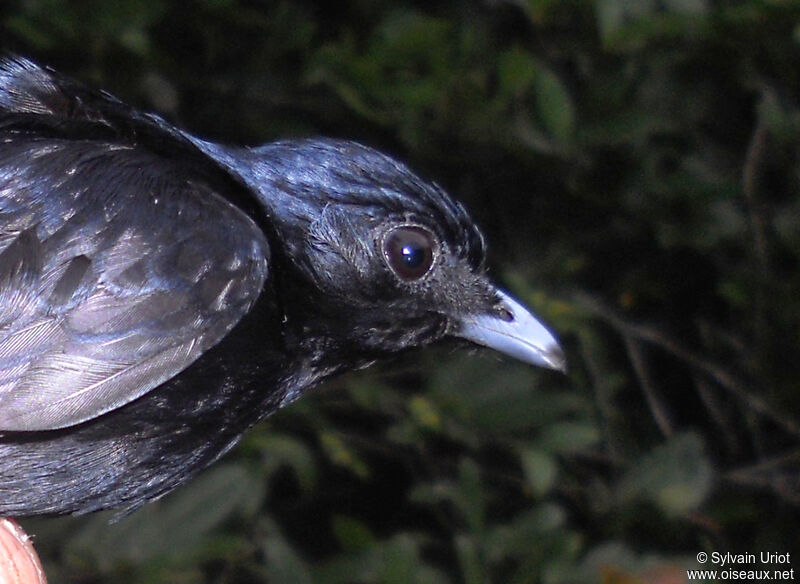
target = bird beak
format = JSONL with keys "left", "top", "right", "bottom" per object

{"left": 455, "top": 289, "right": 566, "bottom": 372}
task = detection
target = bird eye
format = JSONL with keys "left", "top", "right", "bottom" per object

{"left": 383, "top": 225, "right": 436, "bottom": 281}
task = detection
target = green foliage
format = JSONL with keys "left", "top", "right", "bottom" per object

{"left": 616, "top": 432, "right": 713, "bottom": 516}
{"left": 5, "top": 0, "right": 800, "bottom": 582}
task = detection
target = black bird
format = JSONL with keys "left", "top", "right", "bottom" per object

{"left": 0, "top": 57, "right": 564, "bottom": 517}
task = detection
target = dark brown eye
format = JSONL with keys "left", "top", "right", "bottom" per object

{"left": 383, "top": 225, "right": 436, "bottom": 281}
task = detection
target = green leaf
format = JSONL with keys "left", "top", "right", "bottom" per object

{"left": 67, "top": 463, "right": 259, "bottom": 569}
{"left": 409, "top": 395, "right": 442, "bottom": 430}
{"left": 428, "top": 353, "right": 589, "bottom": 435}
{"left": 320, "top": 431, "right": 370, "bottom": 479}
{"left": 456, "top": 458, "right": 486, "bottom": 532}
{"left": 455, "top": 534, "right": 485, "bottom": 584}
{"left": 407, "top": 458, "right": 486, "bottom": 532}
{"left": 520, "top": 447, "right": 559, "bottom": 496}
{"left": 381, "top": 534, "right": 420, "bottom": 584}
{"left": 245, "top": 432, "right": 318, "bottom": 493}
{"left": 539, "top": 421, "right": 601, "bottom": 454}
{"left": 617, "top": 432, "right": 714, "bottom": 516}
{"left": 332, "top": 515, "right": 376, "bottom": 553}
{"left": 595, "top": 0, "right": 658, "bottom": 45}
{"left": 532, "top": 65, "right": 575, "bottom": 146}
{"left": 497, "top": 46, "right": 538, "bottom": 100}
{"left": 258, "top": 518, "right": 314, "bottom": 584}
{"left": 486, "top": 503, "right": 567, "bottom": 561}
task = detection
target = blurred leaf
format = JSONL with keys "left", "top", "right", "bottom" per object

{"left": 456, "top": 458, "right": 486, "bottom": 532}
{"left": 314, "top": 533, "right": 447, "bottom": 584}
{"left": 320, "top": 431, "right": 370, "bottom": 479}
{"left": 664, "top": 0, "right": 708, "bottom": 16}
{"left": 521, "top": 447, "right": 559, "bottom": 496}
{"left": 539, "top": 421, "right": 601, "bottom": 454}
{"left": 532, "top": 63, "right": 575, "bottom": 146}
{"left": 243, "top": 432, "right": 318, "bottom": 493}
{"left": 497, "top": 46, "right": 538, "bottom": 100}
{"left": 332, "top": 515, "right": 376, "bottom": 553}
{"left": 407, "top": 457, "right": 487, "bottom": 537}
{"left": 381, "top": 534, "right": 419, "bottom": 584}
{"left": 455, "top": 534, "right": 485, "bottom": 584}
{"left": 428, "top": 353, "right": 590, "bottom": 435}
{"left": 408, "top": 457, "right": 486, "bottom": 533}
{"left": 4, "top": 16, "right": 56, "bottom": 49}
{"left": 66, "top": 463, "right": 258, "bottom": 570}
{"left": 487, "top": 503, "right": 567, "bottom": 561}
{"left": 258, "top": 518, "right": 314, "bottom": 584}
{"left": 595, "top": 0, "right": 658, "bottom": 45}
{"left": 408, "top": 394, "right": 442, "bottom": 430}
{"left": 5, "top": 0, "right": 164, "bottom": 55}
{"left": 617, "top": 432, "right": 714, "bottom": 516}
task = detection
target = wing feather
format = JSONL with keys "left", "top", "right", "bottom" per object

{"left": 0, "top": 129, "right": 269, "bottom": 431}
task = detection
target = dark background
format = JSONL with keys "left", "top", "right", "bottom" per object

{"left": 3, "top": 1, "right": 800, "bottom": 582}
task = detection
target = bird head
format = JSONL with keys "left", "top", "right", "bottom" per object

{"left": 194, "top": 138, "right": 565, "bottom": 372}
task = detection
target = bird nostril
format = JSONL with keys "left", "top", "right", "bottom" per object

{"left": 495, "top": 305, "right": 514, "bottom": 322}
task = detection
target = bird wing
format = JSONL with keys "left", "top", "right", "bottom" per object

{"left": 0, "top": 63, "right": 270, "bottom": 431}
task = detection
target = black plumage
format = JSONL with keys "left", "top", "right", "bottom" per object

{"left": 0, "top": 57, "right": 564, "bottom": 516}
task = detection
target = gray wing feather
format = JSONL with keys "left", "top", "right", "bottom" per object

{"left": 0, "top": 139, "right": 270, "bottom": 430}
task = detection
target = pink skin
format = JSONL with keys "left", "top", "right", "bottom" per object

{"left": 0, "top": 519, "right": 46, "bottom": 584}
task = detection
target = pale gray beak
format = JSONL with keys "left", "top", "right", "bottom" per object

{"left": 456, "top": 289, "right": 566, "bottom": 371}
